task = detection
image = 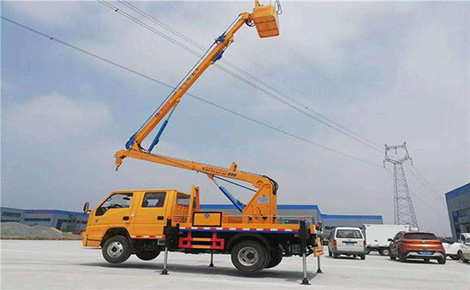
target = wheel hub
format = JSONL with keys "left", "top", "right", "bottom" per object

{"left": 238, "top": 246, "right": 259, "bottom": 266}
{"left": 107, "top": 241, "right": 123, "bottom": 258}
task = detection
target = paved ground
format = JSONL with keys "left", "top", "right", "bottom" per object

{"left": 1, "top": 240, "right": 469, "bottom": 289}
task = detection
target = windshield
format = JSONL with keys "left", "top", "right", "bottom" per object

{"left": 336, "top": 229, "right": 363, "bottom": 239}
{"left": 404, "top": 233, "right": 437, "bottom": 240}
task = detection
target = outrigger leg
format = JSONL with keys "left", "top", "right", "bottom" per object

{"left": 209, "top": 253, "right": 214, "bottom": 267}
{"left": 299, "top": 219, "right": 310, "bottom": 285}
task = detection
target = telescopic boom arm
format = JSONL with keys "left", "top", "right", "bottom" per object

{"left": 115, "top": 1, "right": 281, "bottom": 223}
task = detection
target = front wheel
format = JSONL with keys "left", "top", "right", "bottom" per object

{"left": 360, "top": 254, "right": 366, "bottom": 260}
{"left": 437, "top": 257, "right": 446, "bottom": 264}
{"left": 398, "top": 253, "right": 407, "bottom": 262}
{"left": 136, "top": 250, "right": 161, "bottom": 261}
{"left": 102, "top": 235, "right": 131, "bottom": 264}
{"left": 231, "top": 240, "right": 268, "bottom": 273}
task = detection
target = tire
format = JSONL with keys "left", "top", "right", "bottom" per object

{"left": 398, "top": 252, "right": 407, "bottom": 262}
{"left": 136, "top": 250, "right": 161, "bottom": 261}
{"left": 458, "top": 251, "right": 469, "bottom": 263}
{"left": 102, "top": 235, "right": 131, "bottom": 264}
{"left": 353, "top": 255, "right": 357, "bottom": 258}
{"left": 360, "top": 254, "right": 366, "bottom": 260}
{"left": 333, "top": 252, "right": 339, "bottom": 259}
{"left": 365, "top": 247, "right": 371, "bottom": 254}
{"left": 265, "top": 248, "right": 283, "bottom": 269}
{"left": 231, "top": 240, "right": 268, "bottom": 273}
{"left": 450, "top": 255, "right": 459, "bottom": 260}
{"left": 423, "top": 258, "right": 430, "bottom": 262}
{"left": 437, "top": 257, "right": 446, "bottom": 264}
{"left": 379, "top": 248, "right": 390, "bottom": 256}
{"left": 390, "top": 254, "right": 396, "bottom": 260}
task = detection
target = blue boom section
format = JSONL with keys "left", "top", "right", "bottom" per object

{"left": 218, "top": 186, "right": 245, "bottom": 212}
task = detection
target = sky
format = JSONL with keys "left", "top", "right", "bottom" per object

{"left": 1, "top": 1, "right": 468, "bottom": 236}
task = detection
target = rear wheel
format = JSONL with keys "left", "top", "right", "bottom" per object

{"left": 360, "top": 254, "right": 366, "bottom": 260}
{"left": 136, "top": 250, "right": 161, "bottom": 261}
{"left": 265, "top": 248, "right": 283, "bottom": 269}
{"left": 231, "top": 240, "right": 268, "bottom": 273}
{"left": 398, "top": 252, "right": 407, "bottom": 262}
{"left": 102, "top": 235, "right": 131, "bottom": 264}
{"left": 333, "top": 252, "right": 339, "bottom": 259}
{"left": 390, "top": 254, "right": 396, "bottom": 260}
{"left": 379, "top": 248, "right": 390, "bottom": 256}
{"left": 437, "top": 257, "right": 446, "bottom": 264}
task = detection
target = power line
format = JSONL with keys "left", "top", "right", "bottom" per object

{"left": 1, "top": 15, "right": 383, "bottom": 169}
{"left": 98, "top": 0, "right": 384, "bottom": 154}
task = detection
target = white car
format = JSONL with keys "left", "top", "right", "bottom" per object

{"left": 443, "top": 233, "right": 470, "bottom": 262}
{"left": 328, "top": 227, "right": 366, "bottom": 260}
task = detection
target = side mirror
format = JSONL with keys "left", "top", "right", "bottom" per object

{"left": 387, "top": 238, "right": 393, "bottom": 242}
{"left": 83, "top": 202, "right": 91, "bottom": 214}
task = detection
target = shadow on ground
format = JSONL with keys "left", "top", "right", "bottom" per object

{"left": 80, "top": 261, "right": 321, "bottom": 284}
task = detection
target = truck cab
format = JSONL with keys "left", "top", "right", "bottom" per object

{"left": 83, "top": 188, "right": 197, "bottom": 249}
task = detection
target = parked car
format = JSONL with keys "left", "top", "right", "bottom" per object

{"left": 328, "top": 227, "right": 366, "bottom": 259}
{"left": 362, "top": 224, "right": 414, "bottom": 256}
{"left": 442, "top": 233, "right": 470, "bottom": 260}
{"left": 389, "top": 231, "right": 446, "bottom": 264}
{"left": 457, "top": 234, "right": 470, "bottom": 263}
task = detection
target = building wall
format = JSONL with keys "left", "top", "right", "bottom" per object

{"left": 1, "top": 208, "right": 88, "bottom": 232}
{"left": 445, "top": 183, "right": 470, "bottom": 240}
{"left": 321, "top": 214, "right": 383, "bottom": 238}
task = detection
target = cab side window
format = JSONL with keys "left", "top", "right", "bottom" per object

{"left": 96, "top": 193, "right": 133, "bottom": 216}
{"left": 393, "top": 232, "right": 401, "bottom": 241}
{"left": 176, "top": 193, "right": 190, "bottom": 207}
{"left": 142, "top": 192, "right": 166, "bottom": 208}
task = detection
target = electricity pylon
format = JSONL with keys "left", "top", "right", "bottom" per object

{"left": 384, "top": 142, "right": 418, "bottom": 228}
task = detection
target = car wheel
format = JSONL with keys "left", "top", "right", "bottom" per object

{"left": 333, "top": 252, "right": 339, "bottom": 259}
{"left": 365, "top": 247, "right": 371, "bottom": 254}
{"left": 450, "top": 255, "right": 459, "bottom": 260}
{"left": 379, "top": 248, "right": 390, "bottom": 256}
{"left": 390, "top": 254, "right": 396, "bottom": 260}
{"left": 265, "top": 248, "right": 283, "bottom": 269}
{"left": 437, "top": 257, "right": 446, "bottom": 264}
{"left": 423, "top": 258, "right": 430, "bottom": 262}
{"left": 328, "top": 250, "right": 332, "bottom": 257}
{"left": 398, "top": 253, "right": 407, "bottom": 262}
{"left": 458, "top": 251, "right": 469, "bottom": 263}
{"left": 360, "top": 254, "right": 366, "bottom": 260}
{"left": 136, "top": 250, "right": 161, "bottom": 261}
{"left": 231, "top": 240, "right": 268, "bottom": 273}
{"left": 353, "top": 255, "right": 357, "bottom": 258}
{"left": 102, "top": 235, "right": 132, "bottom": 264}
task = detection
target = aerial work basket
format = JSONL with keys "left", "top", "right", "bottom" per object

{"left": 252, "top": 0, "right": 281, "bottom": 38}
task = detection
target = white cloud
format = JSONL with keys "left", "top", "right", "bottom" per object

{"left": 3, "top": 94, "right": 111, "bottom": 140}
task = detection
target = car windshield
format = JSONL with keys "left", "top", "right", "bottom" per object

{"left": 336, "top": 229, "right": 362, "bottom": 239}
{"left": 404, "top": 233, "right": 437, "bottom": 240}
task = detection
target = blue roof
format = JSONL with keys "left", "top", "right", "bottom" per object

{"left": 200, "top": 204, "right": 320, "bottom": 211}
{"left": 445, "top": 183, "right": 470, "bottom": 200}
{"left": 321, "top": 214, "right": 383, "bottom": 221}
{"left": 23, "top": 209, "right": 88, "bottom": 217}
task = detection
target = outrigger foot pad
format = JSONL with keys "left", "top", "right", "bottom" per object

{"left": 161, "top": 269, "right": 168, "bottom": 275}
{"left": 301, "top": 278, "right": 310, "bottom": 285}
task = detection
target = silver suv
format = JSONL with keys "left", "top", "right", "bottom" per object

{"left": 328, "top": 227, "right": 366, "bottom": 259}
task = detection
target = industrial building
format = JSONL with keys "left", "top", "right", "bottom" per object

{"left": 200, "top": 204, "right": 383, "bottom": 237}
{"left": 445, "top": 183, "right": 470, "bottom": 240}
{"left": 1, "top": 207, "right": 88, "bottom": 232}
{"left": 2, "top": 204, "right": 382, "bottom": 236}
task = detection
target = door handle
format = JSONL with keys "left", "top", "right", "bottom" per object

{"left": 123, "top": 216, "right": 130, "bottom": 221}
{"left": 157, "top": 216, "right": 164, "bottom": 221}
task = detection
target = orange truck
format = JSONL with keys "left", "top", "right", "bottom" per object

{"left": 82, "top": 1, "right": 322, "bottom": 281}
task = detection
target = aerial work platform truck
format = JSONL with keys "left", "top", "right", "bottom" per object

{"left": 82, "top": 0, "right": 323, "bottom": 280}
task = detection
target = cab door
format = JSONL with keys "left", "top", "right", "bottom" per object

{"left": 87, "top": 192, "right": 134, "bottom": 241}
{"left": 131, "top": 191, "right": 168, "bottom": 238}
